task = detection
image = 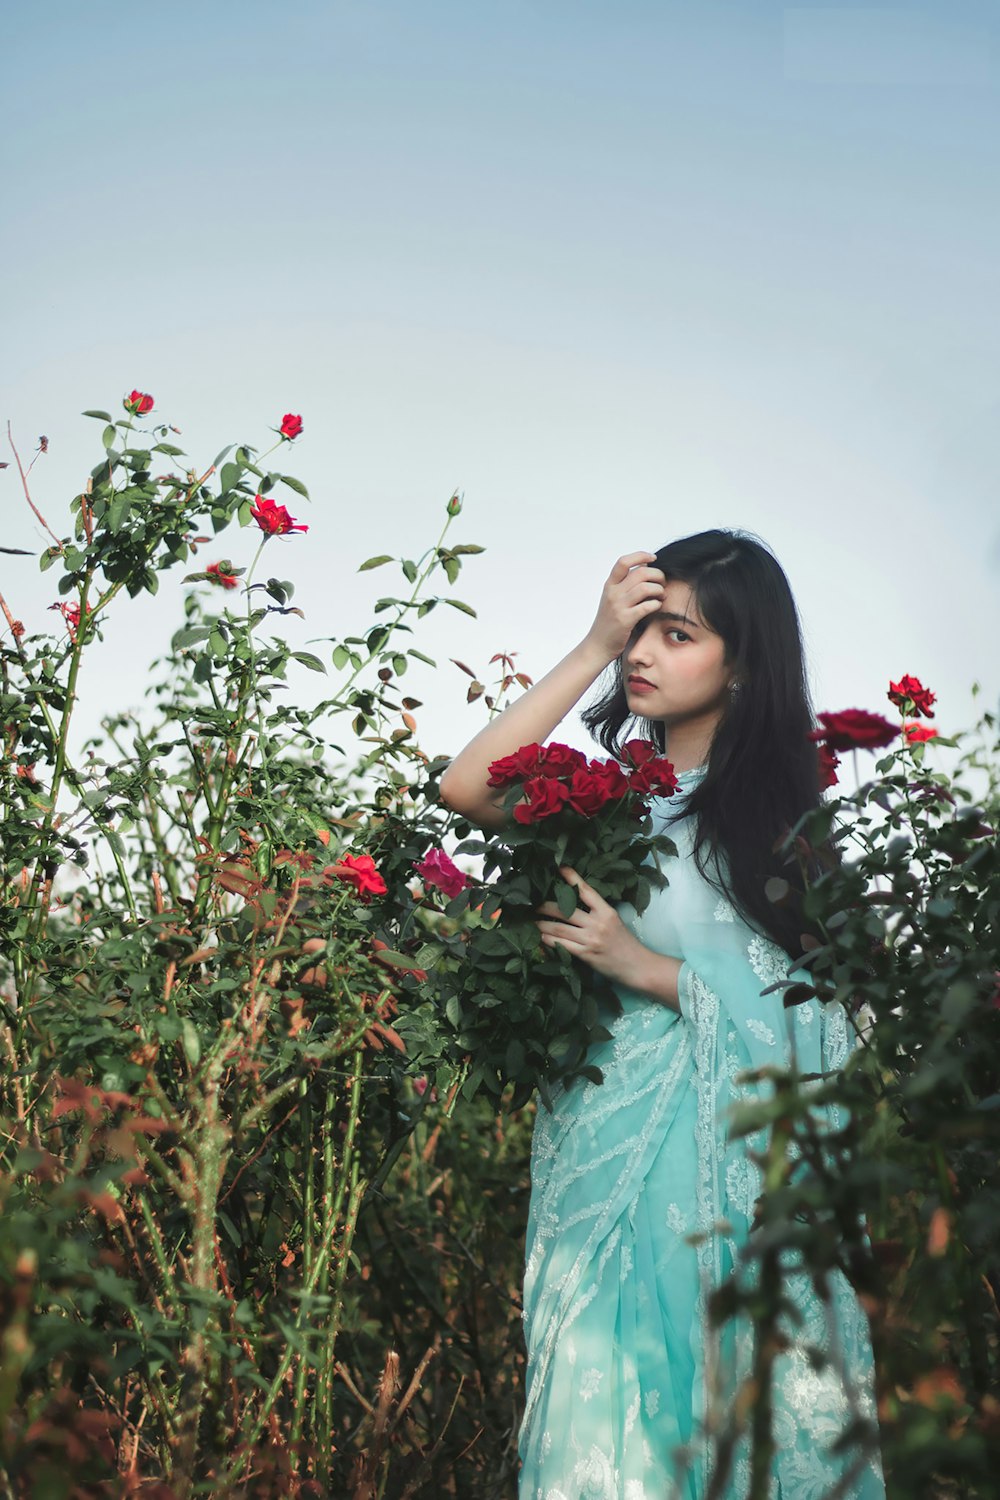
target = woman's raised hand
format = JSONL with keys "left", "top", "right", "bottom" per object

{"left": 582, "top": 552, "right": 666, "bottom": 664}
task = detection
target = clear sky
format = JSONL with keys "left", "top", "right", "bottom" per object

{"left": 4, "top": 0, "right": 998, "bottom": 773}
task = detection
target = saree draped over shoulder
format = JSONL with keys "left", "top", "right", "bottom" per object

{"left": 518, "top": 769, "right": 885, "bottom": 1500}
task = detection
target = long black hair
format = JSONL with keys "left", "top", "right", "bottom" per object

{"left": 581, "top": 529, "right": 821, "bottom": 958}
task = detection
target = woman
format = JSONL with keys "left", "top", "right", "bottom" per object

{"left": 439, "top": 532, "right": 884, "bottom": 1500}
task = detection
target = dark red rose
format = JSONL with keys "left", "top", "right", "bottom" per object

{"left": 538, "top": 743, "right": 588, "bottom": 779}
{"left": 565, "top": 769, "right": 612, "bottom": 816}
{"left": 279, "top": 413, "right": 303, "bottom": 440}
{"left": 621, "top": 738, "right": 659, "bottom": 767}
{"left": 809, "top": 710, "right": 899, "bottom": 753}
{"left": 816, "top": 742, "right": 840, "bottom": 790}
{"left": 513, "top": 776, "right": 571, "bottom": 824}
{"left": 206, "top": 562, "right": 239, "bottom": 589}
{"left": 487, "top": 743, "right": 545, "bottom": 787}
{"left": 628, "top": 756, "right": 679, "bottom": 798}
{"left": 888, "top": 675, "right": 935, "bottom": 719}
{"left": 124, "top": 389, "right": 154, "bottom": 416}
{"left": 903, "top": 723, "right": 938, "bottom": 744}
{"left": 587, "top": 759, "right": 630, "bottom": 802}
{"left": 250, "top": 495, "right": 308, "bottom": 536}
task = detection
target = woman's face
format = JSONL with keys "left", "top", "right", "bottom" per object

{"left": 621, "top": 578, "right": 733, "bottom": 732}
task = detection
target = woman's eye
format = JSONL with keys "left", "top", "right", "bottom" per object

{"left": 666, "top": 629, "right": 690, "bottom": 643}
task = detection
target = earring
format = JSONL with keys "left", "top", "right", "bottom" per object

{"left": 729, "top": 681, "right": 742, "bottom": 697}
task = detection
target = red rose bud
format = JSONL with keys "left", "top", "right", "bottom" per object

{"left": 279, "top": 413, "right": 303, "bottom": 440}
{"left": 903, "top": 723, "right": 938, "bottom": 744}
{"left": 249, "top": 494, "right": 309, "bottom": 536}
{"left": 513, "top": 775, "right": 571, "bottom": 824}
{"left": 206, "top": 562, "right": 240, "bottom": 589}
{"left": 888, "top": 675, "right": 935, "bottom": 719}
{"left": 808, "top": 709, "right": 899, "bottom": 753}
{"left": 124, "top": 389, "right": 154, "bottom": 416}
{"left": 446, "top": 491, "right": 463, "bottom": 516}
{"left": 816, "top": 742, "right": 840, "bottom": 790}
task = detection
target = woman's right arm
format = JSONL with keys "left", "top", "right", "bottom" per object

{"left": 438, "top": 551, "right": 666, "bottom": 828}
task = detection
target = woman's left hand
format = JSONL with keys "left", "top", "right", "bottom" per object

{"left": 534, "top": 865, "right": 651, "bottom": 988}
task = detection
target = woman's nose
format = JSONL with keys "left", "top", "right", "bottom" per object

{"left": 626, "top": 624, "right": 651, "bottom": 664}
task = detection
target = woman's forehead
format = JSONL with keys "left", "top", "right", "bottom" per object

{"left": 659, "top": 578, "right": 708, "bottom": 627}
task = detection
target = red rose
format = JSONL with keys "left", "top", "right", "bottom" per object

{"left": 565, "top": 769, "right": 612, "bottom": 816}
{"left": 49, "top": 600, "right": 90, "bottom": 642}
{"left": 587, "top": 759, "right": 630, "bottom": 803}
{"left": 809, "top": 710, "right": 899, "bottom": 753}
{"left": 250, "top": 494, "right": 308, "bottom": 536}
{"left": 512, "top": 776, "right": 571, "bottom": 824}
{"left": 206, "top": 562, "right": 239, "bottom": 589}
{"left": 124, "top": 389, "right": 154, "bottom": 416}
{"left": 903, "top": 723, "right": 938, "bottom": 744}
{"left": 621, "top": 738, "right": 659, "bottom": 767}
{"left": 628, "top": 756, "right": 679, "bottom": 798}
{"left": 279, "top": 413, "right": 303, "bottom": 440}
{"left": 538, "top": 743, "right": 588, "bottom": 779}
{"left": 413, "top": 847, "right": 469, "bottom": 899}
{"left": 487, "top": 743, "right": 545, "bottom": 787}
{"left": 816, "top": 742, "right": 840, "bottom": 790}
{"left": 888, "top": 675, "right": 935, "bottom": 719}
{"left": 326, "top": 853, "right": 387, "bottom": 899}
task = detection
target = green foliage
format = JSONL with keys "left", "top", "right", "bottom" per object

{"left": 0, "top": 401, "right": 496, "bottom": 1496}
{"left": 707, "top": 718, "right": 1000, "bottom": 1498}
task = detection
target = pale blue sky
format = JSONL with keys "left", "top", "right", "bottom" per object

{"left": 3, "top": 1, "right": 998, "bottom": 770}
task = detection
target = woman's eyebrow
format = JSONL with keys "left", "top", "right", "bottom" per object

{"left": 651, "top": 610, "right": 703, "bottom": 628}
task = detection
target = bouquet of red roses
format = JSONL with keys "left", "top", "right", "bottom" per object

{"left": 436, "top": 739, "right": 679, "bottom": 1108}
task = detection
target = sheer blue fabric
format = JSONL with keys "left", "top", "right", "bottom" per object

{"left": 518, "top": 769, "right": 885, "bottom": 1499}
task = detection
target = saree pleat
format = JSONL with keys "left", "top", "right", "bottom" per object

{"left": 518, "top": 775, "right": 885, "bottom": 1500}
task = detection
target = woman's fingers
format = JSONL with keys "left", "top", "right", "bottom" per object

{"left": 559, "top": 865, "right": 603, "bottom": 904}
{"left": 610, "top": 550, "right": 659, "bottom": 582}
{"left": 535, "top": 899, "right": 580, "bottom": 918}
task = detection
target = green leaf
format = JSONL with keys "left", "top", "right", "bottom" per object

{"left": 181, "top": 1019, "right": 201, "bottom": 1067}
{"left": 408, "top": 649, "right": 437, "bottom": 667}
{"left": 152, "top": 442, "right": 185, "bottom": 457}
{"left": 102, "top": 425, "right": 117, "bottom": 450}
{"left": 291, "top": 651, "right": 327, "bottom": 674}
{"left": 279, "top": 474, "right": 309, "bottom": 499}
{"left": 220, "top": 461, "right": 242, "bottom": 494}
{"left": 359, "top": 555, "right": 393, "bottom": 572}
{"left": 82, "top": 409, "right": 113, "bottom": 421}
{"left": 331, "top": 644, "right": 349, "bottom": 670}
{"left": 445, "top": 598, "right": 476, "bottom": 617}
{"left": 555, "top": 881, "right": 578, "bottom": 919}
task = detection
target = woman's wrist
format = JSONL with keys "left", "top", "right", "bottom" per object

{"left": 626, "top": 946, "right": 682, "bottom": 1012}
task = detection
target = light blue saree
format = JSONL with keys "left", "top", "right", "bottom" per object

{"left": 518, "top": 769, "right": 885, "bottom": 1499}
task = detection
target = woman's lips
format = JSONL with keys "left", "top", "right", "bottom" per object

{"left": 628, "top": 677, "right": 655, "bottom": 692}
